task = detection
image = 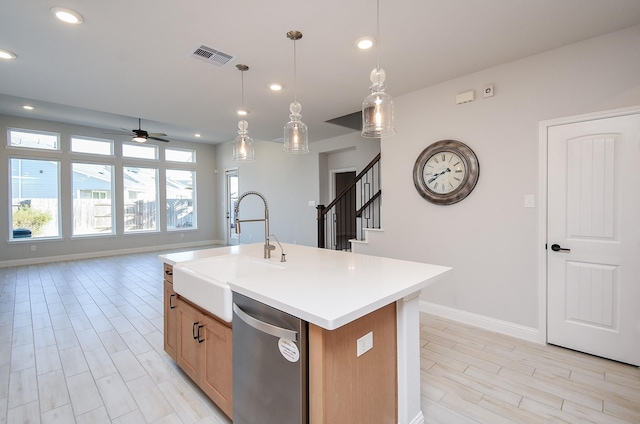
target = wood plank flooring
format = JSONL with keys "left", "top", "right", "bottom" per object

{"left": 420, "top": 314, "right": 640, "bottom": 423}
{"left": 0, "top": 250, "right": 232, "bottom": 424}
{"left": 1, "top": 249, "right": 638, "bottom": 423}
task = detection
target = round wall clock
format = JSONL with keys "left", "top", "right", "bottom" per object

{"left": 412, "top": 140, "right": 479, "bottom": 205}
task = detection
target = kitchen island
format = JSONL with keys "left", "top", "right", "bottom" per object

{"left": 160, "top": 243, "right": 451, "bottom": 424}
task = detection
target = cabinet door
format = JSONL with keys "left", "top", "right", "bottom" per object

{"left": 176, "top": 300, "right": 201, "bottom": 382}
{"left": 164, "top": 280, "right": 178, "bottom": 360}
{"left": 200, "top": 314, "right": 233, "bottom": 418}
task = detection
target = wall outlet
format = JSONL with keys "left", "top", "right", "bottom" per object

{"left": 30, "top": 245, "right": 36, "bottom": 252}
{"left": 356, "top": 331, "right": 373, "bottom": 357}
{"left": 308, "top": 200, "right": 316, "bottom": 207}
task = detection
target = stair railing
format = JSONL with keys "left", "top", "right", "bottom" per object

{"left": 317, "top": 153, "right": 381, "bottom": 250}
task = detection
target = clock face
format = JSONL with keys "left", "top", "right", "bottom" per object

{"left": 422, "top": 151, "right": 467, "bottom": 194}
{"left": 413, "top": 140, "right": 479, "bottom": 205}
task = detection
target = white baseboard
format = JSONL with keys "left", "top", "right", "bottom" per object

{"left": 420, "top": 301, "right": 545, "bottom": 345}
{"left": 0, "top": 240, "right": 226, "bottom": 268}
{"left": 406, "top": 411, "right": 425, "bottom": 424}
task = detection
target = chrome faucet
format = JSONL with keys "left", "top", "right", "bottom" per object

{"left": 234, "top": 191, "right": 275, "bottom": 259}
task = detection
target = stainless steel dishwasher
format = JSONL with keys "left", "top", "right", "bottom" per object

{"left": 232, "top": 292, "right": 308, "bottom": 424}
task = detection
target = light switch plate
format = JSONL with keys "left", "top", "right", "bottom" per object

{"left": 357, "top": 331, "right": 373, "bottom": 357}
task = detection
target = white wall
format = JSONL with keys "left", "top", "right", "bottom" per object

{"left": 0, "top": 115, "right": 219, "bottom": 265}
{"left": 215, "top": 132, "right": 380, "bottom": 248}
{"left": 353, "top": 25, "right": 640, "bottom": 329}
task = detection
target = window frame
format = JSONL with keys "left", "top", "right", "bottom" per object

{"left": 166, "top": 168, "right": 197, "bottom": 231}
{"left": 71, "top": 161, "right": 116, "bottom": 238}
{"left": 165, "top": 147, "right": 196, "bottom": 163}
{"left": 8, "top": 155, "right": 63, "bottom": 241}
{"left": 122, "top": 164, "right": 160, "bottom": 234}
{"left": 7, "top": 127, "right": 61, "bottom": 151}
{"left": 122, "top": 142, "right": 159, "bottom": 161}
{"left": 70, "top": 135, "right": 114, "bottom": 156}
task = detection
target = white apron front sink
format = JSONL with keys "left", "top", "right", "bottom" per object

{"left": 172, "top": 254, "right": 285, "bottom": 322}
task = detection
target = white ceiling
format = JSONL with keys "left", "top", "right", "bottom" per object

{"left": 1, "top": 0, "right": 640, "bottom": 144}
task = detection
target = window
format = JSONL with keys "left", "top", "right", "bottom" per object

{"left": 8, "top": 128, "right": 59, "bottom": 150}
{"left": 166, "top": 148, "right": 196, "bottom": 163}
{"left": 10, "top": 158, "right": 61, "bottom": 239}
{"left": 123, "top": 166, "right": 158, "bottom": 232}
{"left": 72, "top": 163, "right": 114, "bottom": 236}
{"left": 166, "top": 169, "right": 196, "bottom": 230}
{"left": 71, "top": 136, "right": 113, "bottom": 156}
{"left": 122, "top": 143, "right": 158, "bottom": 160}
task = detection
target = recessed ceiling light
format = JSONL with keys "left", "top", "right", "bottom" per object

{"left": 356, "top": 36, "right": 375, "bottom": 50}
{"left": 0, "top": 49, "right": 17, "bottom": 59}
{"left": 50, "top": 7, "right": 84, "bottom": 24}
{"left": 22, "top": 105, "right": 35, "bottom": 110}
{"left": 269, "top": 83, "right": 283, "bottom": 91}
{"left": 194, "top": 133, "right": 201, "bottom": 138}
{"left": 237, "top": 109, "right": 248, "bottom": 116}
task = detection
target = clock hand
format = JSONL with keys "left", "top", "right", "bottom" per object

{"left": 428, "top": 172, "right": 443, "bottom": 184}
{"left": 427, "top": 168, "right": 452, "bottom": 184}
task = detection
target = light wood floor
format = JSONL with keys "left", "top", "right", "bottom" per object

{"left": 420, "top": 314, "right": 640, "bottom": 423}
{"left": 1, "top": 250, "right": 638, "bottom": 423}
{"left": 0, "top": 250, "right": 232, "bottom": 424}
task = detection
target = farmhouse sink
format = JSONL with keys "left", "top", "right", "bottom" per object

{"left": 172, "top": 254, "right": 286, "bottom": 322}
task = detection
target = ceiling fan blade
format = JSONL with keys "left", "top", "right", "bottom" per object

{"left": 148, "top": 136, "right": 170, "bottom": 142}
{"left": 104, "top": 131, "right": 134, "bottom": 136}
{"left": 148, "top": 132, "right": 167, "bottom": 137}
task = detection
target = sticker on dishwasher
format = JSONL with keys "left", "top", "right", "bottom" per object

{"left": 278, "top": 338, "right": 300, "bottom": 362}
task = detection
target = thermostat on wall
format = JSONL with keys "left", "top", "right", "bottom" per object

{"left": 456, "top": 90, "right": 475, "bottom": 104}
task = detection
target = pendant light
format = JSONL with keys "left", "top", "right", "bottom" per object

{"left": 361, "top": 0, "right": 396, "bottom": 138}
{"left": 232, "top": 64, "right": 255, "bottom": 162}
{"left": 283, "top": 30, "right": 309, "bottom": 154}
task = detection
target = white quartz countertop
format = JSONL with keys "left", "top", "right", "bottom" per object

{"left": 160, "top": 243, "right": 451, "bottom": 330}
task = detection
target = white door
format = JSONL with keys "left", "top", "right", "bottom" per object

{"left": 225, "top": 169, "right": 239, "bottom": 245}
{"left": 547, "top": 113, "right": 640, "bottom": 366}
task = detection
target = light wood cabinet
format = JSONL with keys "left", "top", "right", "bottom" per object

{"left": 199, "top": 312, "right": 233, "bottom": 414}
{"left": 163, "top": 279, "right": 178, "bottom": 360}
{"left": 163, "top": 261, "right": 397, "bottom": 423}
{"left": 173, "top": 289, "right": 233, "bottom": 419}
{"left": 309, "top": 302, "right": 397, "bottom": 424}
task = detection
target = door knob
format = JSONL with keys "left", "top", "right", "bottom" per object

{"left": 551, "top": 244, "right": 570, "bottom": 252}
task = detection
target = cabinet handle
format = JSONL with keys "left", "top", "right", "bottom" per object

{"left": 165, "top": 269, "right": 173, "bottom": 276}
{"left": 192, "top": 322, "right": 199, "bottom": 339}
{"left": 197, "top": 325, "right": 204, "bottom": 343}
{"left": 169, "top": 294, "right": 176, "bottom": 309}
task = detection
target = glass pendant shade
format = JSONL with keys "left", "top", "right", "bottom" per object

{"left": 362, "top": 67, "right": 396, "bottom": 138}
{"left": 283, "top": 101, "right": 309, "bottom": 153}
{"left": 283, "top": 30, "right": 309, "bottom": 154}
{"left": 232, "top": 120, "right": 255, "bottom": 162}
{"left": 232, "top": 64, "right": 255, "bottom": 162}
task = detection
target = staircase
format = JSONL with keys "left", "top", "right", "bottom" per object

{"left": 317, "top": 153, "right": 381, "bottom": 250}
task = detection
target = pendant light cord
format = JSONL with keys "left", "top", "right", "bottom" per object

{"left": 241, "top": 70, "right": 245, "bottom": 111}
{"left": 293, "top": 39, "right": 298, "bottom": 102}
{"left": 376, "top": 0, "right": 380, "bottom": 69}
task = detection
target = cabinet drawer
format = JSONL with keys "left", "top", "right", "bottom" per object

{"left": 164, "top": 263, "right": 174, "bottom": 283}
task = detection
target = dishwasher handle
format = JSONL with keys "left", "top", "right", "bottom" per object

{"left": 233, "top": 303, "right": 298, "bottom": 342}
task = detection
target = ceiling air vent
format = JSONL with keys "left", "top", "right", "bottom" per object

{"left": 190, "top": 45, "right": 234, "bottom": 67}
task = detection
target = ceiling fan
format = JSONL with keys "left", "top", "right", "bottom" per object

{"left": 106, "top": 118, "right": 170, "bottom": 142}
